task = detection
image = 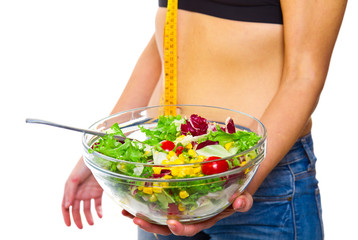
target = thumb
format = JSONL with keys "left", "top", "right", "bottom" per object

{"left": 232, "top": 191, "right": 253, "bottom": 212}
{"left": 63, "top": 176, "right": 80, "bottom": 208}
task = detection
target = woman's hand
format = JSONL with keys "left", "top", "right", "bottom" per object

{"left": 122, "top": 191, "right": 253, "bottom": 236}
{"left": 62, "top": 157, "right": 104, "bottom": 229}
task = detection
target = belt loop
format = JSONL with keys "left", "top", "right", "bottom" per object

{"left": 300, "top": 134, "right": 316, "bottom": 171}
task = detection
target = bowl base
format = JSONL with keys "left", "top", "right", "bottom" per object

{"left": 132, "top": 204, "right": 231, "bottom": 226}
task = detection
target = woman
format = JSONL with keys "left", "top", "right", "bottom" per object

{"left": 62, "top": 0, "right": 347, "bottom": 239}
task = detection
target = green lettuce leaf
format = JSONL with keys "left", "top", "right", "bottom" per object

{"left": 207, "top": 126, "right": 261, "bottom": 153}
{"left": 140, "top": 115, "right": 184, "bottom": 145}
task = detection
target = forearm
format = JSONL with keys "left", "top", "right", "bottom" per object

{"left": 246, "top": 77, "right": 322, "bottom": 194}
{"left": 72, "top": 34, "right": 162, "bottom": 174}
{"left": 111, "top": 34, "right": 162, "bottom": 114}
{"left": 246, "top": 0, "right": 347, "bottom": 195}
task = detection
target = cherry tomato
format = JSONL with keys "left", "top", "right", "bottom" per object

{"left": 160, "top": 140, "right": 175, "bottom": 151}
{"left": 202, "top": 156, "right": 229, "bottom": 175}
{"left": 176, "top": 146, "right": 184, "bottom": 156}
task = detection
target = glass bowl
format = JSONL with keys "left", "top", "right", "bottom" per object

{"left": 82, "top": 105, "right": 266, "bottom": 225}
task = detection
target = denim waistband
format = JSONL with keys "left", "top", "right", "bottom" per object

{"left": 277, "top": 132, "right": 315, "bottom": 168}
{"left": 290, "top": 132, "right": 313, "bottom": 151}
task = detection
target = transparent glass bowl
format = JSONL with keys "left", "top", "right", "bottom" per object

{"left": 82, "top": 105, "right": 266, "bottom": 225}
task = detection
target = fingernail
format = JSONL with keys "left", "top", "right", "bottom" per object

{"left": 168, "top": 224, "right": 176, "bottom": 232}
{"left": 234, "top": 199, "right": 244, "bottom": 211}
{"left": 133, "top": 219, "right": 142, "bottom": 228}
{"left": 98, "top": 207, "right": 103, "bottom": 217}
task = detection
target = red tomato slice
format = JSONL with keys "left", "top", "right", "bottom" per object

{"left": 160, "top": 140, "right": 175, "bottom": 151}
{"left": 175, "top": 146, "right": 184, "bottom": 156}
{"left": 205, "top": 156, "right": 221, "bottom": 161}
{"left": 202, "top": 156, "right": 229, "bottom": 175}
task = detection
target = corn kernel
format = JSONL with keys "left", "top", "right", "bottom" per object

{"left": 183, "top": 167, "right": 193, "bottom": 176}
{"left": 153, "top": 187, "right": 163, "bottom": 193}
{"left": 178, "top": 203, "right": 186, "bottom": 211}
{"left": 171, "top": 167, "right": 180, "bottom": 176}
{"left": 193, "top": 167, "right": 201, "bottom": 174}
{"left": 162, "top": 175, "right": 172, "bottom": 179}
{"left": 138, "top": 186, "right": 144, "bottom": 191}
{"left": 174, "top": 158, "right": 184, "bottom": 164}
{"left": 153, "top": 167, "right": 162, "bottom": 175}
{"left": 178, "top": 171, "right": 186, "bottom": 178}
{"left": 167, "top": 151, "right": 176, "bottom": 160}
{"left": 160, "top": 182, "right": 169, "bottom": 187}
{"left": 196, "top": 155, "right": 205, "bottom": 162}
{"left": 179, "top": 154, "right": 186, "bottom": 162}
{"left": 149, "top": 194, "right": 157, "bottom": 202}
{"left": 179, "top": 190, "right": 189, "bottom": 199}
{"left": 185, "top": 143, "right": 193, "bottom": 149}
{"left": 161, "top": 159, "right": 170, "bottom": 165}
{"left": 225, "top": 142, "right": 234, "bottom": 150}
{"left": 117, "top": 164, "right": 125, "bottom": 170}
{"left": 188, "top": 149, "right": 196, "bottom": 157}
{"left": 176, "top": 135, "right": 186, "bottom": 141}
{"left": 143, "top": 187, "right": 153, "bottom": 195}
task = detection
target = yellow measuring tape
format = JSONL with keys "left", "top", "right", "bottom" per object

{"left": 155, "top": 4, "right": 178, "bottom": 238}
{"left": 163, "top": 0, "right": 178, "bottom": 116}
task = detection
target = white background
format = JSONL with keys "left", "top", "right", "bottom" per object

{"left": 1, "top": 1, "right": 357, "bottom": 239}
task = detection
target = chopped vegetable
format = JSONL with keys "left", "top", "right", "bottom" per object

{"left": 201, "top": 156, "right": 230, "bottom": 175}
{"left": 90, "top": 114, "right": 261, "bottom": 216}
{"left": 161, "top": 140, "right": 175, "bottom": 151}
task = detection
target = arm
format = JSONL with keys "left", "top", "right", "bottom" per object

{"left": 246, "top": 0, "right": 347, "bottom": 195}
{"left": 62, "top": 33, "right": 162, "bottom": 228}
{"left": 110, "top": 34, "right": 162, "bottom": 114}
{"left": 130, "top": 0, "right": 347, "bottom": 236}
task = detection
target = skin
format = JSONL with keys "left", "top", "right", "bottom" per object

{"left": 62, "top": 0, "right": 347, "bottom": 236}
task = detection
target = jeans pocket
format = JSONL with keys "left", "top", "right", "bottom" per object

{"left": 301, "top": 136, "right": 317, "bottom": 171}
{"left": 254, "top": 166, "right": 293, "bottom": 201}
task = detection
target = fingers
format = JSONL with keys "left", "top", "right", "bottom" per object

{"left": 83, "top": 200, "right": 94, "bottom": 226}
{"left": 167, "top": 220, "right": 199, "bottom": 237}
{"left": 232, "top": 191, "right": 253, "bottom": 212}
{"left": 61, "top": 196, "right": 72, "bottom": 227}
{"left": 63, "top": 157, "right": 91, "bottom": 209}
{"left": 166, "top": 208, "right": 234, "bottom": 237}
{"left": 126, "top": 192, "right": 253, "bottom": 237}
{"left": 72, "top": 200, "right": 83, "bottom": 229}
{"left": 63, "top": 178, "right": 77, "bottom": 210}
{"left": 62, "top": 157, "right": 99, "bottom": 229}
{"left": 121, "top": 209, "right": 135, "bottom": 219}
{"left": 94, "top": 197, "right": 103, "bottom": 218}
{"left": 122, "top": 210, "right": 171, "bottom": 235}
{"left": 166, "top": 219, "right": 215, "bottom": 237}
{"left": 62, "top": 176, "right": 80, "bottom": 227}
{"left": 131, "top": 206, "right": 236, "bottom": 237}
{"left": 133, "top": 217, "right": 172, "bottom": 236}
{"left": 63, "top": 199, "right": 103, "bottom": 229}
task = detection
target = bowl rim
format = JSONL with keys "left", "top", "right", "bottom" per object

{"left": 82, "top": 104, "right": 267, "bottom": 182}
{"left": 84, "top": 150, "right": 265, "bottom": 182}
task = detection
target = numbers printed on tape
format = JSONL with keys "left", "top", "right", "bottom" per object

{"left": 163, "top": 0, "right": 178, "bottom": 116}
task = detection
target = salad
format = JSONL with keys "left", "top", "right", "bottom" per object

{"left": 89, "top": 114, "right": 261, "bottom": 219}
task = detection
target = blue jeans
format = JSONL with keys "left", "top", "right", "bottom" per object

{"left": 138, "top": 133, "right": 324, "bottom": 240}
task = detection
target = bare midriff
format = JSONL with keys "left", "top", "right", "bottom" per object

{"left": 149, "top": 8, "right": 312, "bottom": 137}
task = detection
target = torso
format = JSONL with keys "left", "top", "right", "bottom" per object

{"left": 149, "top": 7, "right": 312, "bottom": 137}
